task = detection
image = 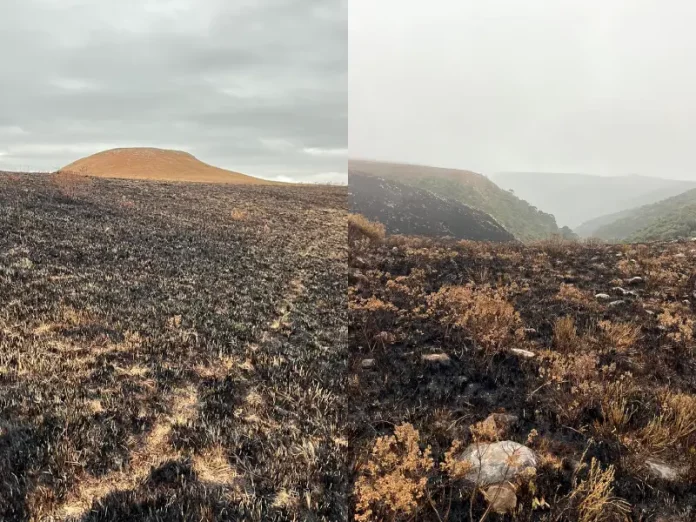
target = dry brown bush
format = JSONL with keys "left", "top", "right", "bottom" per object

{"left": 598, "top": 320, "right": 640, "bottom": 353}
{"left": 657, "top": 304, "right": 695, "bottom": 346}
{"left": 427, "top": 283, "right": 522, "bottom": 353}
{"left": 50, "top": 170, "right": 93, "bottom": 199}
{"left": 569, "top": 458, "right": 630, "bottom": 522}
{"left": 349, "top": 213, "right": 386, "bottom": 244}
{"left": 355, "top": 423, "right": 433, "bottom": 521}
{"left": 557, "top": 283, "right": 590, "bottom": 305}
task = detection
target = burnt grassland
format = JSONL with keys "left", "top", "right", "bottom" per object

{"left": 0, "top": 172, "right": 348, "bottom": 522}
{"left": 349, "top": 229, "right": 696, "bottom": 521}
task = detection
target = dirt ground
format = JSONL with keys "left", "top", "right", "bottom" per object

{"left": 0, "top": 172, "right": 348, "bottom": 522}
{"left": 349, "top": 232, "right": 696, "bottom": 521}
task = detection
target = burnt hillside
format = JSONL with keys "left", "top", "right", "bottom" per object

{"left": 349, "top": 171, "right": 515, "bottom": 242}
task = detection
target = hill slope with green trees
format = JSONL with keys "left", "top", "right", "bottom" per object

{"left": 491, "top": 171, "right": 696, "bottom": 229}
{"left": 583, "top": 188, "right": 696, "bottom": 241}
{"left": 350, "top": 159, "right": 572, "bottom": 241}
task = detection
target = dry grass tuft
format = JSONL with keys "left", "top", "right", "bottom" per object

{"left": 230, "top": 208, "right": 249, "bottom": 220}
{"left": 569, "top": 458, "right": 630, "bottom": 522}
{"left": 639, "top": 391, "right": 696, "bottom": 451}
{"left": 557, "top": 283, "right": 590, "bottom": 305}
{"left": 598, "top": 320, "right": 640, "bottom": 353}
{"left": 349, "top": 213, "right": 386, "bottom": 244}
{"left": 193, "top": 446, "right": 238, "bottom": 485}
{"left": 553, "top": 316, "right": 579, "bottom": 352}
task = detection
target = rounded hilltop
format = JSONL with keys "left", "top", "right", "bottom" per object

{"left": 59, "top": 147, "right": 272, "bottom": 184}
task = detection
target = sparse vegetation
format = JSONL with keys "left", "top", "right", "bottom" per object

{"left": 50, "top": 170, "right": 94, "bottom": 199}
{"left": 583, "top": 187, "right": 696, "bottom": 242}
{"left": 349, "top": 233, "right": 696, "bottom": 520}
{"left": 0, "top": 172, "right": 347, "bottom": 522}
{"left": 348, "top": 213, "right": 386, "bottom": 244}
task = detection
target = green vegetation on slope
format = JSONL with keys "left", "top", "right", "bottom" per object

{"left": 589, "top": 188, "right": 696, "bottom": 241}
{"left": 491, "top": 171, "right": 696, "bottom": 229}
{"left": 350, "top": 159, "right": 567, "bottom": 241}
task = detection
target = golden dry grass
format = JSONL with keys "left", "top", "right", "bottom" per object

{"left": 59, "top": 147, "right": 271, "bottom": 184}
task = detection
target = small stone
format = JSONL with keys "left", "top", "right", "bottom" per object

{"left": 608, "top": 300, "right": 625, "bottom": 307}
{"left": 510, "top": 348, "right": 535, "bottom": 358}
{"left": 360, "top": 358, "right": 375, "bottom": 369}
{"left": 612, "top": 286, "right": 628, "bottom": 295}
{"left": 422, "top": 353, "right": 451, "bottom": 365}
{"left": 458, "top": 441, "right": 537, "bottom": 486}
{"left": 675, "top": 252, "right": 686, "bottom": 258}
{"left": 646, "top": 458, "right": 681, "bottom": 481}
{"left": 482, "top": 482, "right": 517, "bottom": 514}
{"left": 595, "top": 293, "right": 611, "bottom": 300}
{"left": 627, "top": 276, "right": 643, "bottom": 284}
{"left": 683, "top": 299, "right": 691, "bottom": 305}
{"left": 523, "top": 327, "right": 537, "bottom": 334}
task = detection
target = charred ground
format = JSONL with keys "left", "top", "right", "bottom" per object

{"left": 349, "top": 172, "right": 514, "bottom": 243}
{"left": 349, "top": 230, "right": 696, "bottom": 521}
{"left": 0, "top": 172, "right": 348, "bottom": 522}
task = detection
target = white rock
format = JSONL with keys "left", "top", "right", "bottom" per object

{"left": 608, "top": 300, "right": 625, "bottom": 307}
{"left": 422, "top": 353, "right": 451, "bottom": 365}
{"left": 595, "top": 293, "right": 611, "bottom": 300}
{"left": 675, "top": 253, "right": 686, "bottom": 258}
{"left": 628, "top": 276, "right": 643, "bottom": 284}
{"left": 523, "top": 328, "right": 537, "bottom": 334}
{"left": 510, "top": 348, "right": 535, "bottom": 359}
{"left": 458, "top": 441, "right": 537, "bottom": 486}
{"left": 646, "top": 459, "right": 681, "bottom": 481}
{"left": 361, "top": 358, "right": 375, "bottom": 369}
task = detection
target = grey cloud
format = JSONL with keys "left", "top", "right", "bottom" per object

{"left": 0, "top": 0, "right": 346, "bottom": 183}
{"left": 349, "top": 0, "right": 696, "bottom": 180}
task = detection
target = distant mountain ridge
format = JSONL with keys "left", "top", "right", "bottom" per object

{"left": 350, "top": 159, "right": 565, "bottom": 241}
{"left": 349, "top": 171, "right": 515, "bottom": 242}
{"left": 579, "top": 188, "right": 696, "bottom": 242}
{"left": 490, "top": 171, "right": 696, "bottom": 230}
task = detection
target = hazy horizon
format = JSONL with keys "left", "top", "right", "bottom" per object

{"left": 0, "top": 0, "right": 347, "bottom": 184}
{"left": 350, "top": 0, "right": 696, "bottom": 181}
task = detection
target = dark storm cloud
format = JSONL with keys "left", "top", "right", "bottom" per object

{"left": 0, "top": 0, "right": 347, "bottom": 183}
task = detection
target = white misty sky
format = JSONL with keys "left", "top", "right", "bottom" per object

{"left": 0, "top": 0, "right": 347, "bottom": 183}
{"left": 349, "top": 0, "right": 696, "bottom": 180}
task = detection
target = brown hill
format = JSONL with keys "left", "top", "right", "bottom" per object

{"left": 60, "top": 147, "right": 271, "bottom": 184}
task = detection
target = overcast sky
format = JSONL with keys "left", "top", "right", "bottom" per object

{"left": 350, "top": 0, "right": 696, "bottom": 180}
{"left": 0, "top": 0, "right": 346, "bottom": 183}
